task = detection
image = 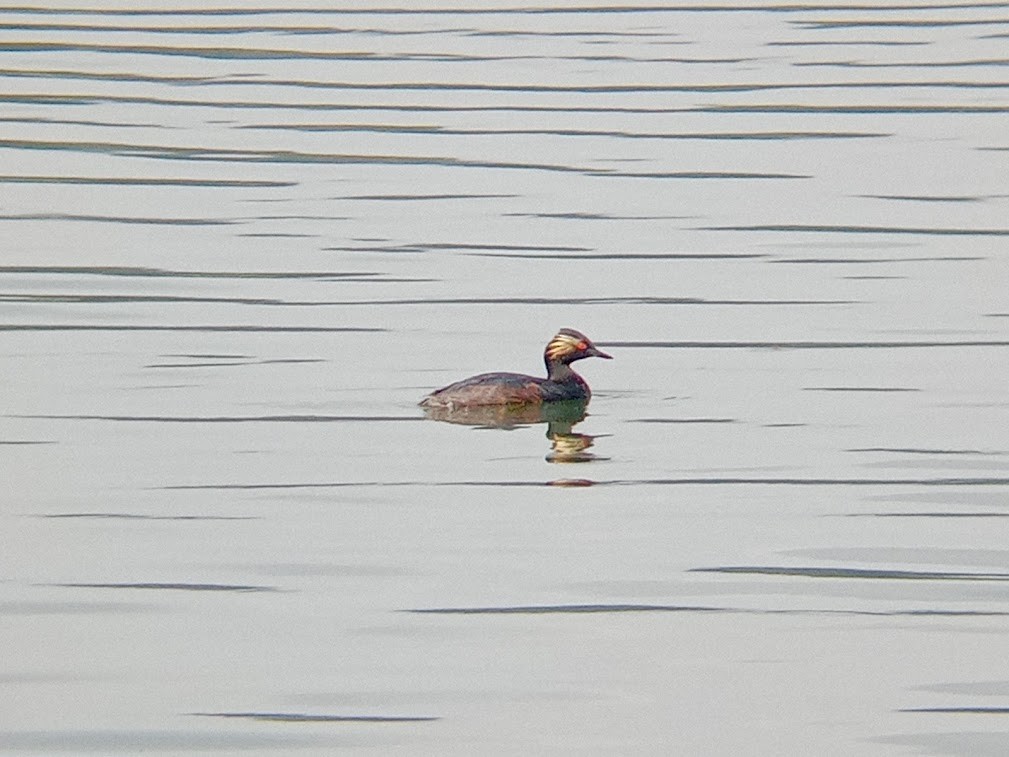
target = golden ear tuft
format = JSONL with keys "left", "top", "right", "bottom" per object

{"left": 545, "top": 332, "right": 583, "bottom": 361}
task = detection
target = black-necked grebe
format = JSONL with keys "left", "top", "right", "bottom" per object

{"left": 420, "top": 328, "right": 612, "bottom": 409}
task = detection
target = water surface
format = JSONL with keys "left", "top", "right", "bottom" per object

{"left": 3, "top": 2, "right": 1009, "bottom": 754}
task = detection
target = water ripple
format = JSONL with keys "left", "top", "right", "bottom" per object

{"left": 405, "top": 604, "right": 1009, "bottom": 617}
{"left": 0, "top": 213, "right": 236, "bottom": 225}
{"left": 0, "top": 265, "right": 395, "bottom": 280}
{"left": 609, "top": 340, "right": 1009, "bottom": 349}
{"left": 691, "top": 566, "right": 1009, "bottom": 581}
{"left": 705, "top": 223, "right": 1009, "bottom": 236}
{"left": 194, "top": 711, "right": 438, "bottom": 723}
{"left": 0, "top": 174, "right": 294, "bottom": 187}
{"left": 49, "top": 582, "right": 277, "bottom": 592}
{"left": 0, "top": 325, "right": 382, "bottom": 333}
{"left": 151, "top": 476, "right": 1009, "bottom": 489}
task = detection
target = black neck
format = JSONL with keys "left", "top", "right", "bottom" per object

{"left": 546, "top": 360, "right": 578, "bottom": 382}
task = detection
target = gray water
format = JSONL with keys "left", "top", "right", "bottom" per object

{"left": 3, "top": 2, "right": 1009, "bottom": 754}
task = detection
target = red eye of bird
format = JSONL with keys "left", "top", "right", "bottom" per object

{"left": 577, "top": 341, "right": 587, "bottom": 350}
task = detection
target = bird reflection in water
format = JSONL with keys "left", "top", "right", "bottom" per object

{"left": 421, "top": 399, "right": 604, "bottom": 465}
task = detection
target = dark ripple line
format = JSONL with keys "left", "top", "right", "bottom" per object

{"left": 852, "top": 512, "right": 1009, "bottom": 518}
{"left": 5, "top": 5, "right": 1007, "bottom": 16}
{"left": 40, "top": 513, "right": 257, "bottom": 521}
{"left": 12, "top": 67, "right": 1009, "bottom": 94}
{"left": 342, "top": 192, "right": 516, "bottom": 201}
{"left": 0, "top": 92, "right": 650, "bottom": 112}
{"left": 0, "top": 137, "right": 613, "bottom": 174}
{"left": 0, "top": 213, "right": 236, "bottom": 226}
{"left": 797, "top": 17, "right": 1009, "bottom": 29}
{"left": 770, "top": 256, "right": 980, "bottom": 264}
{"left": 0, "top": 115, "right": 166, "bottom": 128}
{"left": 256, "top": 296, "right": 853, "bottom": 306}
{"left": 0, "top": 265, "right": 388, "bottom": 280}
{"left": 901, "top": 707, "right": 1009, "bottom": 713}
{"left": 18, "top": 414, "right": 420, "bottom": 423}
{"left": 636, "top": 477, "right": 1009, "bottom": 486}
{"left": 608, "top": 339, "right": 1009, "bottom": 349}
{"left": 0, "top": 41, "right": 517, "bottom": 62}
{"left": 162, "top": 482, "right": 393, "bottom": 490}
{"left": 6, "top": 42, "right": 726, "bottom": 65}
{"left": 341, "top": 242, "right": 591, "bottom": 252}
{"left": 154, "top": 476, "right": 1009, "bottom": 490}
{"left": 468, "top": 252, "right": 767, "bottom": 259}
{"left": 470, "top": 29, "right": 678, "bottom": 38}
{"left": 508, "top": 210, "right": 690, "bottom": 219}
{"left": 0, "top": 22, "right": 449, "bottom": 35}
{"left": 2, "top": 293, "right": 375, "bottom": 306}
{"left": 704, "top": 223, "right": 1009, "bottom": 236}
{"left": 6, "top": 93, "right": 1009, "bottom": 116}
{"left": 0, "top": 175, "right": 295, "bottom": 187}
{"left": 804, "top": 386, "right": 919, "bottom": 392}
{"left": 709, "top": 103, "right": 1009, "bottom": 113}
{"left": 194, "top": 712, "right": 439, "bottom": 723}
{"left": 0, "top": 68, "right": 220, "bottom": 84}
{"left": 146, "top": 358, "right": 323, "bottom": 368}
{"left": 49, "top": 582, "right": 276, "bottom": 592}
{"left": 406, "top": 604, "right": 1009, "bottom": 617}
{"left": 850, "top": 447, "right": 1003, "bottom": 455}
{"left": 691, "top": 566, "right": 1009, "bottom": 580}
{"left": 408, "top": 603, "right": 726, "bottom": 615}
{"left": 238, "top": 233, "right": 320, "bottom": 239}
{"left": 3, "top": 22, "right": 515, "bottom": 37}
{"left": 629, "top": 417, "right": 737, "bottom": 424}
{"left": 861, "top": 193, "right": 987, "bottom": 202}
{"left": 0, "top": 325, "right": 381, "bottom": 333}
{"left": 209, "top": 76, "right": 1009, "bottom": 94}
{"left": 605, "top": 171, "right": 808, "bottom": 179}
{"left": 767, "top": 40, "right": 930, "bottom": 47}
{"left": 243, "top": 123, "right": 888, "bottom": 141}
{"left": 796, "top": 57, "right": 1009, "bottom": 68}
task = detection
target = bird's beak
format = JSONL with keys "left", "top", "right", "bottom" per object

{"left": 590, "top": 345, "right": 613, "bottom": 360}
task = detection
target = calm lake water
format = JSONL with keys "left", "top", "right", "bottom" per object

{"left": 3, "top": 2, "right": 1009, "bottom": 754}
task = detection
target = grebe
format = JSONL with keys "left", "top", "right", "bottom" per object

{"left": 420, "top": 328, "right": 612, "bottom": 409}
